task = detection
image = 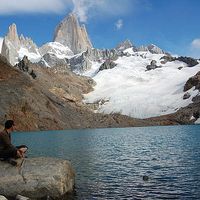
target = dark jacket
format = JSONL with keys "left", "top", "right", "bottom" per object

{"left": 0, "top": 129, "right": 17, "bottom": 158}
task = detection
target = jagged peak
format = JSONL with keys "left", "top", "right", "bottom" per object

{"left": 62, "top": 12, "right": 79, "bottom": 25}
{"left": 116, "top": 39, "right": 134, "bottom": 51}
{"left": 53, "top": 12, "right": 93, "bottom": 54}
{"left": 147, "top": 44, "right": 165, "bottom": 54}
{"left": 6, "top": 23, "right": 19, "bottom": 43}
{"left": 19, "top": 34, "right": 25, "bottom": 41}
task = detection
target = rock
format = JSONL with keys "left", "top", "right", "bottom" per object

{"left": 160, "top": 55, "right": 174, "bottom": 64}
{"left": 15, "top": 56, "right": 37, "bottom": 79}
{"left": 16, "top": 194, "right": 30, "bottom": 200}
{"left": 137, "top": 45, "right": 149, "bottom": 52}
{"left": 183, "top": 92, "right": 191, "bottom": 100}
{"left": 193, "top": 111, "right": 200, "bottom": 119}
{"left": 147, "top": 44, "right": 165, "bottom": 54}
{"left": 192, "top": 95, "right": 200, "bottom": 103}
{"left": 137, "top": 44, "right": 165, "bottom": 54}
{"left": 178, "top": 67, "right": 183, "bottom": 70}
{"left": 69, "top": 52, "right": 92, "bottom": 72}
{"left": 1, "top": 24, "right": 40, "bottom": 66}
{"left": 151, "top": 60, "right": 157, "bottom": 66}
{"left": 39, "top": 42, "right": 74, "bottom": 58}
{"left": 0, "top": 157, "right": 75, "bottom": 199}
{"left": 184, "top": 71, "right": 200, "bottom": 91}
{"left": 146, "top": 60, "right": 162, "bottom": 71}
{"left": 0, "top": 195, "right": 7, "bottom": 200}
{"left": 99, "top": 59, "right": 117, "bottom": 71}
{"left": 176, "top": 56, "right": 198, "bottom": 67}
{"left": 143, "top": 175, "right": 149, "bottom": 181}
{"left": 116, "top": 39, "right": 135, "bottom": 51}
{"left": 39, "top": 53, "right": 69, "bottom": 68}
{"left": 53, "top": 13, "right": 93, "bottom": 54}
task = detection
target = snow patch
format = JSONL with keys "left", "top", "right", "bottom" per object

{"left": 39, "top": 42, "right": 74, "bottom": 59}
{"left": 18, "top": 47, "right": 41, "bottom": 63}
{"left": 0, "top": 37, "right": 3, "bottom": 52}
{"left": 84, "top": 52, "right": 200, "bottom": 118}
{"left": 195, "top": 118, "right": 200, "bottom": 124}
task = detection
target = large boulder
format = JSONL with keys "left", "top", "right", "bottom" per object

{"left": 0, "top": 157, "right": 75, "bottom": 199}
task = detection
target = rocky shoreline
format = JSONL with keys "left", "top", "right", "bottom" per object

{"left": 0, "top": 157, "right": 75, "bottom": 200}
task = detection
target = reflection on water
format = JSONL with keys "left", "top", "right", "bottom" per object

{"left": 13, "top": 125, "right": 200, "bottom": 199}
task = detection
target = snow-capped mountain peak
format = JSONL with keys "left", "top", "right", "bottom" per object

{"left": 39, "top": 42, "right": 74, "bottom": 59}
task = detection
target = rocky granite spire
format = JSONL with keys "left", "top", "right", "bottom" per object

{"left": 53, "top": 13, "right": 93, "bottom": 54}
{"left": 1, "top": 23, "right": 20, "bottom": 65}
{"left": 6, "top": 23, "right": 20, "bottom": 47}
{"left": 1, "top": 23, "right": 39, "bottom": 65}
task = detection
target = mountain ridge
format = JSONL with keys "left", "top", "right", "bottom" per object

{"left": 0, "top": 13, "right": 200, "bottom": 129}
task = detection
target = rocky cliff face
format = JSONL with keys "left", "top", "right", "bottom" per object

{"left": 116, "top": 39, "right": 136, "bottom": 51}
{"left": 1, "top": 24, "right": 40, "bottom": 66}
{"left": 137, "top": 44, "right": 165, "bottom": 54}
{"left": 53, "top": 13, "right": 93, "bottom": 54}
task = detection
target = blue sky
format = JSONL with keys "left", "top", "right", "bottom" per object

{"left": 0, "top": 0, "right": 200, "bottom": 58}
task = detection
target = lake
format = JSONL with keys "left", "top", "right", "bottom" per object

{"left": 13, "top": 125, "right": 200, "bottom": 199}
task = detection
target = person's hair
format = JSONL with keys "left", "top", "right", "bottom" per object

{"left": 5, "top": 120, "right": 15, "bottom": 129}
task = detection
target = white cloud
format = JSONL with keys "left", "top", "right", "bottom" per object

{"left": 189, "top": 38, "right": 200, "bottom": 58}
{"left": 72, "top": 0, "right": 96, "bottom": 22}
{"left": 115, "top": 19, "right": 123, "bottom": 30}
{"left": 0, "top": 0, "right": 72, "bottom": 14}
{"left": 0, "top": 37, "right": 4, "bottom": 52}
{"left": 0, "top": 0, "right": 136, "bottom": 23}
{"left": 191, "top": 38, "right": 200, "bottom": 49}
{"left": 72, "top": 0, "right": 134, "bottom": 22}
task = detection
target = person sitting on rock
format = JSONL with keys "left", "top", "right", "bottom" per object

{"left": 0, "top": 120, "right": 28, "bottom": 162}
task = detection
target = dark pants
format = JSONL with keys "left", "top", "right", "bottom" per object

{"left": 0, "top": 145, "right": 28, "bottom": 160}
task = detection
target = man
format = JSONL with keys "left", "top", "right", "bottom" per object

{"left": 0, "top": 120, "right": 28, "bottom": 162}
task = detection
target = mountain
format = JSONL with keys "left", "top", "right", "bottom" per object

{"left": 116, "top": 39, "right": 135, "bottom": 51}
{"left": 38, "top": 42, "right": 74, "bottom": 67}
{"left": 1, "top": 13, "right": 200, "bottom": 129}
{"left": 1, "top": 24, "right": 40, "bottom": 66}
{"left": 84, "top": 48, "right": 200, "bottom": 123}
{"left": 53, "top": 13, "right": 93, "bottom": 54}
{"left": 0, "top": 55, "right": 168, "bottom": 130}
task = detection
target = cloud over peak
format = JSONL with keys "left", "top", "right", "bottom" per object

{"left": 0, "top": 0, "right": 135, "bottom": 22}
{"left": 191, "top": 38, "right": 200, "bottom": 49}
{"left": 115, "top": 19, "right": 123, "bottom": 30}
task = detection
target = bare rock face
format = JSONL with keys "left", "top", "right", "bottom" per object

{"left": 99, "top": 60, "right": 117, "bottom": 71}
{"left": 137, "top": 44, "right": 165, "bottom": 54}
{"left": 147, "top": 44, "right": 165, "bottom": 54}
{"left": 184, "top": 71, "right": 200, "bottom": 92}
{"left": 53, "top": 13, "right": 93, "bottom": 54}
{"left": 0, "top": 157, "right": 75, "bottom": 199}
{"left": 1, "top": 23, "right": 39, "bottom": 66}
{"left": 116, "top": 39, "right": 135, "bottom": 51}
{"left": 1, "top": 24, "right": 20, "bottom": 66}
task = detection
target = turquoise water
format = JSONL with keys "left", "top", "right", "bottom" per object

{"left": 13, "top": 125, "right": 200, "bottom": 199}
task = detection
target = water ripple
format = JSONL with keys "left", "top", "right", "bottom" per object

{"left": 13, "top": 125, "right": 200, "bottom": 199}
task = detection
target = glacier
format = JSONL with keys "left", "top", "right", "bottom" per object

{"left": 83, "top": 49, "right": 200, "bottom": 119}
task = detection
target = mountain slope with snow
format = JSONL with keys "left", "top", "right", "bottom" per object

{"left": 84, "top": 49, "right": 200, "bottom": 119}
